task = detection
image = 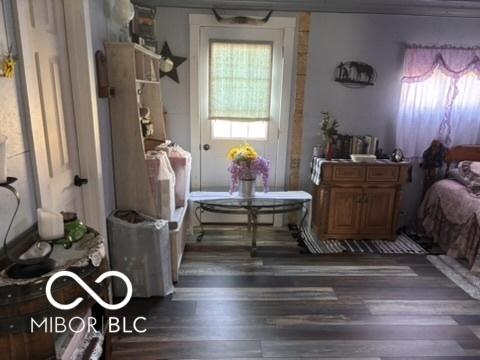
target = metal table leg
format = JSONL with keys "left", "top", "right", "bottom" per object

{"left": 250, "top": 209, "right": 258, "bottom": 257}
{"left": 194, "top": 206, "right": 205, "bottom": 242}
{"left": 296, "top": 203, "right": 310, "bottom": 249}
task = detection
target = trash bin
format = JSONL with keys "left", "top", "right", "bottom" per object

{"left": 107, "top": 210, "right": 174, "bottom": 297}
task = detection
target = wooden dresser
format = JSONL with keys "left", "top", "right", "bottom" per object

{"left": 311, "top": 159, "right": 410, "bottom": 241}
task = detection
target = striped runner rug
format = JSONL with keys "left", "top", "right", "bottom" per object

{"left": 296, "top": 227, "right": 428, "bottom": 255}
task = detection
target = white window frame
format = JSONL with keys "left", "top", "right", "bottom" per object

{"left": 189, "top": 14, "right": 296, "bottom": 190}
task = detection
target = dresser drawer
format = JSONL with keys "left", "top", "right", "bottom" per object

{"left": 367, "top": 166, "right": 399, "bottom": 182}
{"left": 332, "top": 166, "right": 365, "bottom": 181}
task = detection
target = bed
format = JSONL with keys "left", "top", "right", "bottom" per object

{"left": 419, "top": 145, "right": 480, "bottom": 272}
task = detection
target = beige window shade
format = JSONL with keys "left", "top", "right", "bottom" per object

{"left": 209, "top": 41, "right": 273, "bottom": 121}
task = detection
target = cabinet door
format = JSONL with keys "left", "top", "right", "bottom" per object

{"left": 361, "top": 188, "right": 396, "bottom": 235}
{"left": 327, "top": 188, "right": 363, "bottom": 234}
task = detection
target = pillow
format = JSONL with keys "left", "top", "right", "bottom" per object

{"left": 447, "top": 168, "right": 470, "bottom": 187}
{"left": 457, "top": 161, "right": 480, "bottom": 197}
{"left": 458, "top": 161, "right": 480, "bottom": 180}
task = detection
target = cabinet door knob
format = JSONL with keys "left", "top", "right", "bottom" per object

{"left": 203, "top": 144, "right": 210, "bottom": 151}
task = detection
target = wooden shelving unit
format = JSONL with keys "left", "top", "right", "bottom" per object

{"left": 105, "top": 42, "right": 188, "bottom": 282}
{"left": 105, "top": 42, "right": 167, "bottom": 217}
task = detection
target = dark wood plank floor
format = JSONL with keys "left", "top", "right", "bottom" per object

{"left": 111, "top": 226, "right": 480, "bottom": 359}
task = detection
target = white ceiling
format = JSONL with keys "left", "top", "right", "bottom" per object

{"left": 137, "top": 0, "right": 480, "bottom": 17}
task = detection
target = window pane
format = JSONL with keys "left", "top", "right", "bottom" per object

{"left": 230, "top": 121, "right": 249, "bottom": 138}
{"left": 248, "top": 121, "right": 268, "bottom": 139}
{"left": 212, "top": 120, "right": 267, "bottom": 140}
{"left": 209, "top": 41, "right": 273, "bottom": 121}
{"left": 211, "top": 120, "right": 231, "bottom": 138}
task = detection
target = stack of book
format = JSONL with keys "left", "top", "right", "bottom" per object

{"left": 333, "top": 135, "right": 379, "bottom": 159}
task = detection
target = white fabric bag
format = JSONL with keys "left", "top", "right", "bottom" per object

{"left": 156, "top": 144, "right": 192, "bottom": 208}
{"left": 145, "top": 151, "right": 176, "bottom": 220}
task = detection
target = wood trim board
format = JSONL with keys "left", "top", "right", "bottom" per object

{"left": 288, "top": 12, "right": 310, "bottom": 191}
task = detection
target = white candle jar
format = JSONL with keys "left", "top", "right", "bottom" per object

{"left": 37, "top": 208, "right": 64, "bottom": 241}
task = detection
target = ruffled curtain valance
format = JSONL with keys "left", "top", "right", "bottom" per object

{"left": 397, "top": 46, "right": 480, "bottom": 152}
{"left": 402, "top": 46, "right": 480, "bottom": 83}
{"left": 396, "top": 45, "right": 480, "bottom": 157}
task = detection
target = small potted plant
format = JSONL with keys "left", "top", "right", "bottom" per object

{"left": 227, "top": 144, "right": 270, "bottom": 197}
{"left": 320, "top": 112, "right": 339, "bottom": 160}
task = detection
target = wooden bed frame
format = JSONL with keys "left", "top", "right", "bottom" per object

{"left": 445, "top": 145, "right": 480, "bottom": 172}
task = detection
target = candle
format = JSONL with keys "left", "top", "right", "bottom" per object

{"left": 0, "top": 134, "right": 6, "bottom": 184}
{"left": 37, "top": 208, "right": 64, "bottom": 241}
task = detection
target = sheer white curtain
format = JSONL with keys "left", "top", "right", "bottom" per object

{"left": 450, "top": 73, "right": 480, "bottom": 145}
{"left": 396, "top": 46, "right": 480, "bottom": 158}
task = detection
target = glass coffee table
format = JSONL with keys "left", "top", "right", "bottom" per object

{"left": 191, "top": 192, "right": 311, "bottom": 256}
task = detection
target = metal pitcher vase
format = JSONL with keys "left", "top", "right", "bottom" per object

{"left": 239, "top": 178, "right": 256, "bottom": 198}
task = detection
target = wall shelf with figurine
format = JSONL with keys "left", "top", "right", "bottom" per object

{"left": 334, "top": 61, "right": 377, "bottom": 88}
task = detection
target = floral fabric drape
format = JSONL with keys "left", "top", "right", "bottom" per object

{"left": 396, "top": 46, "right": 480, "bottom": 157}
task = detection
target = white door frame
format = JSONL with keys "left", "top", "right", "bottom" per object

{"left": 189, "top": 14, "right": 296, "bottom": 191}
{"left": 13, "top": 0, "right": 107, "bottom": 237}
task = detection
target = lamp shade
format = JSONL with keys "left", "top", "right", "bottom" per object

{"left": 0, "top": 134, "right": 7, "bottom": 184}
{"left": 111, "top": 0, "right": 135, "bottom": 26}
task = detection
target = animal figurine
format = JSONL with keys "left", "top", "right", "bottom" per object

{"left": 338, "top": 62, "right": 349, "bottom": 79}
{"left": 348, "top": 62, "right": 375, "bottom": 83}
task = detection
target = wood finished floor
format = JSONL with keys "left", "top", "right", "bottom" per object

{"left": 111, "top": 226, "right": 480, "bottom": 359}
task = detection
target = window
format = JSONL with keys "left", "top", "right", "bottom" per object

{"left": 209, "top": 41, "right": 273, "bottom": 139}
{"left": 396, "top": 47, "right": 480, "bottom": 157}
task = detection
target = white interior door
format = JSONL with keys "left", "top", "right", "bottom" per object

{"left": 15, "top": 0, "right": 84, "bottom": 216}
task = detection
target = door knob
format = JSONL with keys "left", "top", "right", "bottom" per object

{"left": 74, "top": 175, "right": 88, "bottom": 187}
{"left": 203, "top": 144, "right": 210, "bottom": 151}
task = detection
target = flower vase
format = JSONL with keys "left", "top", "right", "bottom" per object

{"left": 326, "top": 139, "right": 335, "bottom": 160}
{"left": 239, "top": 177, "right": 256, "bottom": 198}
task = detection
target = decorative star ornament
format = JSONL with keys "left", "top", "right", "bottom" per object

{"left": 159, "top": 42, "right": 186, "bottom": 83}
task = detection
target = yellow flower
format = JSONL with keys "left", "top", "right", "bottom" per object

{"left": 227, "top": 147, "right": 240, "bottom": 161}
{"left": 228, "top": 143, "right": 258, "bottom": 162}
{"left": 240, "top": 144, "right": 258, "bottom": 160}
{"left": 244, "top": 149, "right": 257, "bottom": 161}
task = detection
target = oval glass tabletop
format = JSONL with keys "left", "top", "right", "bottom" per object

{"left": 194, "top": 197, "right": 309, "bottom": 209}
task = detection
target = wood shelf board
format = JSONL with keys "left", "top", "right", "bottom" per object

{"left": 105, "top": 42, "right": 162, "bottom": 60}
{"left": 136, "top": 79, "right": 161, "bottom": 84}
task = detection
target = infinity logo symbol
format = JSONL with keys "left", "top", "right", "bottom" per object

{"left": 46, "top": 270, "right": 133, "bottom": 310}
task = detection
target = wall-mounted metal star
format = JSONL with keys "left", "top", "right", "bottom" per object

{"left": 159, "top": 42, "right": 187, "bottom": 83}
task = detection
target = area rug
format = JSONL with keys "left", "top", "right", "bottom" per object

{"left": 427, "top": 255, "right": 480, "bottom": 300}
{"left": 292, "top": 226, "right": 428, "bottom": 255}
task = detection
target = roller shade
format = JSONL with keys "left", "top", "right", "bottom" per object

{"left": 209, "top": 41, "right": 273, "bottom": 122}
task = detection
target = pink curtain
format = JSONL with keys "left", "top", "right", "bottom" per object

{"left": 396, "top": 46, "right": 480, "bottom": 156}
